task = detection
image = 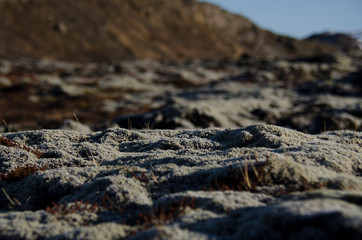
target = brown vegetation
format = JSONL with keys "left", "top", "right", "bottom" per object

{"left": 209, "top": 156, "right": 272, "bottom": 192}
{"left": 0, "top": 136, "right": 43, "bottom": 157}
{"left": 0, "top": 0, "right": 336, "bottom": 62}
{"left": 136, "top": 197, "right": 196, "bottom": 228}
{"left": 46, "top": 200, "right": 106, "bottom": 216}
{"left": 0, "top": 164, "right": 48, "bottom": 182}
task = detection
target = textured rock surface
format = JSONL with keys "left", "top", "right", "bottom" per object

{"left": 1, "top": 55, "right": 361, "bottom": 134}
{"left": 0, "top": 124, "right": 361, "bottom": 239}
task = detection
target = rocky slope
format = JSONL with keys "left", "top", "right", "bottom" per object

{"left": 0, "top": 124, "right": 361, "bottom": 239}
{"left": 1, "top": 53, "right": 361, "bottom": 134}
{"left": 306, "top": 32, "right": 361, "bottom": 53}
{"left": 0, "top": 0, "right": 337, "bottom": 62}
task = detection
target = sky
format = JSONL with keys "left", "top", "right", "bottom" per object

{"left": 202, "top": 0, "right": 362, "bottom": 39}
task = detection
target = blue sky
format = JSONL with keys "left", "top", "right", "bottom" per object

{"left": 202, "top": 0, "right": 362, "bottom": 39}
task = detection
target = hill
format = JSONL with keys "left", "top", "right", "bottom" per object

{"left": 306, "top": 32, "right": 361, "bottom": 53}
{"left": 0, "top": 0, "right": 337, "bottom": 62}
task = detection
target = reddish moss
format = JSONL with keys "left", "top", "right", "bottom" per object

{"left": 46, "top": 200, "right": 104, "bottom": 216}
{"left": 0, "top": 164, "right": 49, "bottom": 182}
{"left": 0, "top": 136, "right": 43, "bottom": 157}
{"left": 131, "top": 172, "right": 150, "bottom": 184}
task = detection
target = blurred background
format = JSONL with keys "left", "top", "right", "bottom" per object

{"left": 0, "top": 0, "right": 361, "bottom": 133}
{"left": 204, "top": 0, "right": 362, "bottom": 39}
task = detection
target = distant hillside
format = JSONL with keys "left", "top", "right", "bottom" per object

{"left": 305, "top": 32, "right": 360, "bottom": 52}
{"left": 0, "top": 0, "right": 337, "bottom": 62}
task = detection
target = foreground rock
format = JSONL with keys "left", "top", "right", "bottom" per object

{"left": 0, "top": 124, "right": 361, "bottom": 239}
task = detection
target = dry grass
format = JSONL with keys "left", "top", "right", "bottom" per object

{"left": 1, "top": 188, "right": 25, "bottom": 209}
{"left": 207, "top": 152, "right": 328, "bottom": 195}
{"left": 209, "top": 153, "right": 272, "bottom": 192}
{"left": 130, "top": 169, "right": 159, "bottom": 185}
{"left": 135, "top": 197, "right": 196, "bottom": 229}
{"left": 73, "top": 113, "right": 98, "bottom": 166}
{"left": 1, "top": 187, "right": 33, "bottom": 210}
{"left": 1, "top": 119, "right": 10, "bottom": 132}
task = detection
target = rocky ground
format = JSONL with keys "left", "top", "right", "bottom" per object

{"left": 1, "top": 53, "right": 361, "bottom": 134}
{"left": 1, "top": 2, "right": 361, "bottom": 239}
{"left": 0, "top": 124, "right": 361, "bottom": 239}
{"left": 0, "top": 55, "right": 361, "bottom": 238}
